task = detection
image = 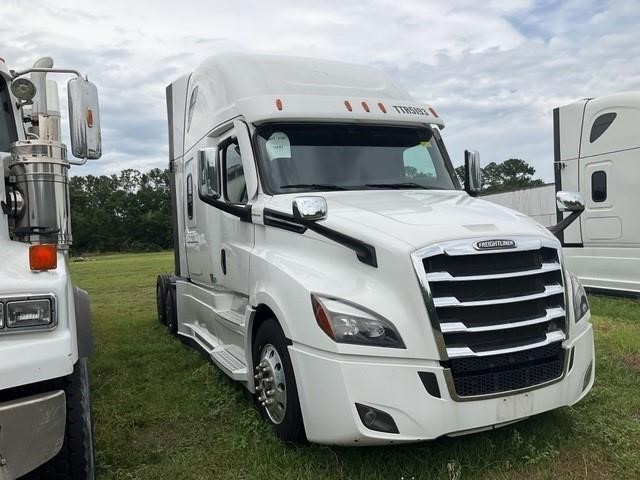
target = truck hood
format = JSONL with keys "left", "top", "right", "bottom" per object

{"left": 265, "top": 189, "right": 556, "bottom": 251}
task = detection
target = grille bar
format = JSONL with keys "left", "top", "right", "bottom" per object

{"left": 440, "top": 306, "right": 565, "bottom": 333}
{"left": 433, "top": 284, "right": 564, "bottom": 308}
{"left": 446, "top": 330, "right": 566, "bottom": 358}
{"left": 426, "top": 262, "right": 561, "bottom": 282}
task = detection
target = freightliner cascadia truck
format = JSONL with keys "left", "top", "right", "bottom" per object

{"left": 157, "top": 54, "right": 594, "bottom": 445}
{"left": 0, "top": 57, "right": 101, "bottom": 478}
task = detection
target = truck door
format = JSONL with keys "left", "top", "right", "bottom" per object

{"left": 579, "top": 98, "right": 640, "bottom": 246}
{"left": 183, "top": 156, "right": 208, "bottom": 282}
{"left": 217, "top": 124, "right": 256, "bottom": 298}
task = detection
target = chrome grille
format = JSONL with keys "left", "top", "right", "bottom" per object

{"left": 413, "top": 237, "right": 568, "bottom": 398}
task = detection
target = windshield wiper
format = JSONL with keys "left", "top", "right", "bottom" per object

{"left": 364, "top": 182, "right": 436, "bottom": 190}
{"left": 280, "top": 183, "right": 349, "bottom": 191}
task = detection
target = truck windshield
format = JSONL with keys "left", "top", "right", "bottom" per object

{"left": 0, "top": 79, "right": 17, "bottom": 152}
{"left": 255, "top": 123, "right": 459, "bottom": 194}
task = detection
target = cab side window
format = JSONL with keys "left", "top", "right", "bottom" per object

{"left": 223, "top": 140, "right": 247, "bottom": 204}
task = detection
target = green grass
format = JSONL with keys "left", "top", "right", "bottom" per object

{"left": 70, "top": 252, "right": 640, "bottom": 479}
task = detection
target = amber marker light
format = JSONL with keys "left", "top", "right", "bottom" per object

{"left": 29, "top": 244, "right": 58, "bottom": 271}
{"left": 311, "top": 295, "right": 335, "bottom": 340}
{"left": 361, "top": 101, "right": 370, "bottom": 112}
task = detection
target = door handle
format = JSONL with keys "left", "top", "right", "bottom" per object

{"left": 221, "top": 249, "right": 227, "bottom": 275}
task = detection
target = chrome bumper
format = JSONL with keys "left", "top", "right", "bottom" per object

{"left": 0, "top": 390, "right": 66, "bottom": 480}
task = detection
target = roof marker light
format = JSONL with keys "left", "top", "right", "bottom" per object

{"left": 378, "top": 102, "right": 387, "bottom": 113}
{"left": 275, "top": 99, "right": 283, "bottom": 111}
{"left": 29, "top": 244, "right": 57, "bottom": 271}
{"left": 361, "top": 101, "right": 370, "bottom": 112}
{"left": 428, "top": 107, "right": 439, "bottom": 118}
{"left": 344, "top": 100, "right": 352, "bottom": 112}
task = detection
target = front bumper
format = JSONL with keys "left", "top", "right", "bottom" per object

{"left": 290, "top": 323, "right": 594, "bottom": 445}
{"left": 0, "top": 390, "right": 66, "bottom": 479}
{"left": 0, "top": 329, "right": 74, "bottom": 391}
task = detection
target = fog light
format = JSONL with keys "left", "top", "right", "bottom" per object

{"left": 6, "top": 298, "right": 53, "bottom": 328}
{"left": 355, "top": 403, "right": 399, "bottom": 434}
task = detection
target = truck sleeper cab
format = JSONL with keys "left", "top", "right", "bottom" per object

{"left": 157, "top": 54, "right": 595, "bottom": 445}
{"left": 485, "top": 93, "right": 640, "bottom": 297}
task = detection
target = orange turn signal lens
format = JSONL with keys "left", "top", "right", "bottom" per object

{"left": 311, "top": 295, "right": 334, "bottom": 339}
{"left": 29, "top": 244, "right": 58, "bottom": 271}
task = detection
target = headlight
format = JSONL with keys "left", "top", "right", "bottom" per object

{"left": 571, "top": 274, "right": 589, "bottom": 322}
{"left": 311, "top": 294, "right": 405, "bottom": 348}
{"left": 4, "top": 297, "right": 54, "bottom": 329}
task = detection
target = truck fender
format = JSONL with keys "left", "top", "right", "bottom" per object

{"left": 73, "top": 286, "right": 94, "bottom": 358}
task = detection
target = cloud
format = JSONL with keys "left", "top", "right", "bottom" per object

{"left": 0, "top": 0, "right": 638, "bottom": 180}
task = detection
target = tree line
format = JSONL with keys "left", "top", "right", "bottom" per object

{"left": 69, "top": 159, "right": 544, "bottom": 253}
{"left": 69, "top": 168, "right": 172, "bottom": 255}
{"left": 454, "top": 158, "right": 546, "bottom": 193}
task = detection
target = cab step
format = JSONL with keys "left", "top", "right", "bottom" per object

{"left": 184, "top": 322, "right": 248, "bottom": 381}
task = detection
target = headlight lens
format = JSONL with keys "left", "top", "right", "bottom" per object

{"left": 571, "top": 274, "right": 589, "bottom": 322}
{"left": 6, "top": 298, "right": 53, "bottom": 329}
{"left": 311, "top": 295, "right": 405, "bottom": 348}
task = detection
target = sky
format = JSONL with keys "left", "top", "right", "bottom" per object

{"left": 1, "top": 0, "right": 639, "bottom": 181}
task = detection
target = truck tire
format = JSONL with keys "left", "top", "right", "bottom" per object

{"left": 165, "top": 284, "right": 178, "bottom": 335}
{"left": 156, "top": 274, "right": 170, "bottom": 325}
{"left": 252, "top": 318, "right": 306, "bottom": 442}
{"left": 25, "top": 358, "right": 96, "bottom": 480}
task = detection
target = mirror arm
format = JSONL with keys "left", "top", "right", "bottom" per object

{"left": 548, "top": 210, "right": 583, "bottom": 238}
{"left": 10, "top": 67, "right": 83, "bottom": 79}
{"left": 68, "top": 157, "right": 88, "bottom": 166}
{"left": 293, "top": 215, "right": 378, "bottom": 267}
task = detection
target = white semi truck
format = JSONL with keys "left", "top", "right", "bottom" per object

{"left": 0, "top": 57, "right": 101, "bottom": 478}
{"left": 157, "top": 54, "right": 595, "bottom": 445}
{"left": 486, "top": 93, "right": 640, "bottom": 297}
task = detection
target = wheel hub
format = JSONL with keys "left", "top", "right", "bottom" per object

{"left": 255, "top": 344, "right": 287, "bottom": 424}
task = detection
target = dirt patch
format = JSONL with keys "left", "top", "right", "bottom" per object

{"left": 622, "top": 353, "right": 640, "bottom": 373}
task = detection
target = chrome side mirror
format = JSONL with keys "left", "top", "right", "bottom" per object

{"left": 549, "top": 190, "right": 586, "bottom": 238}
{"left": 464, "top": 149, "right": 482, "bottom": 195}
{"left": 68, "top": 77, "right": 102, "bottom": 159}
{"left": 197, "top": 147, "right": 219, "bottom": 198}
{"left": 556, "top": 191, "right": 585, "bottom": 212}
{"left": 292, "top": 196, "right": 328, "bottom": 221}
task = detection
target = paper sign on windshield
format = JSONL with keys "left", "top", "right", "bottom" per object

{"left": 266, "top": 132, "right": 291, "bottom": 160}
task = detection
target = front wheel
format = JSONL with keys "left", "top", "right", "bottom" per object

{"left": 252, "top": 318, "right": 306, "bottom": 442}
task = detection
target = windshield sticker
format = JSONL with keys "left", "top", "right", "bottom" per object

{"left": 420, "top": 141, "right": 432, "bottom": 148}
{"left": 266, "top": 132, "right": 291, "bottom": 160}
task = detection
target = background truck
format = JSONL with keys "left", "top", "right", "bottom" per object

{"left": 0, "top": 56, "right": 101, "bottom": 479}
{"left": 157, "top": 54, "right": 594, "bottom": 445}
{"left": 486, "top": 93, "right": 640, "bottom": 297}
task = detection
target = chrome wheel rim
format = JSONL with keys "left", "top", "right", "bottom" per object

{"left": 255, "top": 344, "right": 287, "bottom": 424}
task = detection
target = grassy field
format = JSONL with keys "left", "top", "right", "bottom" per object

{"left": 70, "top": 252, "right": 640, "bottom": 480}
